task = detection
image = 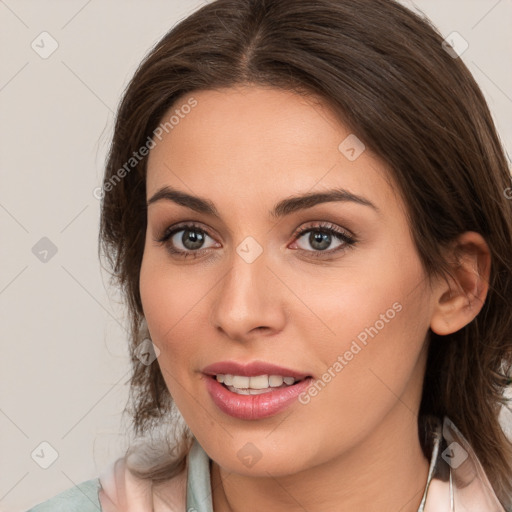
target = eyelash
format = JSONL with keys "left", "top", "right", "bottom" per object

{"left": 154, "top": 221, "right": 357, "bottom": 260}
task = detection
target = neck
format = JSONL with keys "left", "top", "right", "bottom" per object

{"left": 211, "top": 408, "right": 431, "bottom": 512}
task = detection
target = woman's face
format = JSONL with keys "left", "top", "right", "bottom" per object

{"left": 140, "top": 85, "right": 437, "bottom": 476}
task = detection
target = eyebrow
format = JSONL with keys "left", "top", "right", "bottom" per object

{"left": 147, "top": 185, "right": 379, "bottom": 218}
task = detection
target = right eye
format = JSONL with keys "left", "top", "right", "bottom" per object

{"left": 155, "top": 223, "right": 220, "bottom": 258}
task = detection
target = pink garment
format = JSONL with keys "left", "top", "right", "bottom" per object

{"left": 96, "top": 416, "right": 509, "bottom": 512}
{"left": 421, "top": 416, "right": 507, "bottom": 512}
{"left": 98, "top": 457, "right": 187, "bottom": 512}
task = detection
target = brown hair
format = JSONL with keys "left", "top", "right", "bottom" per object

{"left": 99, "top": 0, "right": 512, "bottom": 505}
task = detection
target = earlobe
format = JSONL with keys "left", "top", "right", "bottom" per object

{"left": 430, "top": 232, "right": 491, "bottom": 336}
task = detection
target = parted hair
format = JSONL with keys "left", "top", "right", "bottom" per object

{"left": 99, "top": 0, "right": 512, "bottom": 506}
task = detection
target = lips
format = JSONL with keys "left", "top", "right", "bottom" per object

{"left": 202, "top": 360, "right": 311, "bottom": 379}
{"left": 202, "top": 361, "right": 314, "bottom": 419}
{"left": 204, "top": 373, "right": 314, "bottom": 420}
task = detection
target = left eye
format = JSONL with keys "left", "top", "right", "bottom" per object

{"left": 292, "top": 224, "right": 355, "bottom": 254}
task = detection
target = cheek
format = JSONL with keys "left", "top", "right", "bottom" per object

{"left": 139, "top": 248, "right": 194, "bottom": 353}
{"left": 139, "top": 257, "right": 173, "bottom": 338}
{"left": 305, "top": 245, "right": 430, "bottom": 397}
{"left": 305, "top": 246, "right": 425, "bottom": 351}
{"left": 139, "top": 253, "right": 197, "bottom": 404}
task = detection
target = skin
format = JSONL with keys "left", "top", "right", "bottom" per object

{"left": 139, "top": 85, "right": 490, "bottom": 512}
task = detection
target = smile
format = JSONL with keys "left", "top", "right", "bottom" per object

{"left": 215, "top": 374, "right": 305, "bottom": 394}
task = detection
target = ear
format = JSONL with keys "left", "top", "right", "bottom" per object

{"left": 430, "top": 231, "right": 491, "bottom": 336}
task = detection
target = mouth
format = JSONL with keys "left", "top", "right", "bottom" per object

{"left": 204, "top": 372, "right": 314, "bottom": 419}
{"left": 208, "top": 374, "right": 313, "bottom": 395}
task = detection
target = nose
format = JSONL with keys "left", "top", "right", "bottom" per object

{"left": 209, "top": 247, "right": 287, "bottom": 342}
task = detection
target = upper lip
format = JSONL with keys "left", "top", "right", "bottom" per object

{"left": 202, "top": 361, "right": 311, "bottom": 379}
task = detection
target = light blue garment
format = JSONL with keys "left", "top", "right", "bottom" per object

{"left": 25, "top": 439, "right": 211, "bottom": 512}
{"left": 25, "top": 479, "right": 102, "bottom": 512}
{"left": 186, "top": 438, "right": 213, "bottom": 512}
{"left": 26, "top": 415, "right": 507, "bottom": 512}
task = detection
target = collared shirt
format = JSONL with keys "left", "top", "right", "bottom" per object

{"left": 26, "top": 415, "right": 508, "bottom": 511}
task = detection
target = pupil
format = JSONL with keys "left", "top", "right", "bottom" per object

{"left": 310, "top": 231, "right": 330, "bottom": 251}
{"left": 183, "top": 229, "right": 204, "bottom": 250}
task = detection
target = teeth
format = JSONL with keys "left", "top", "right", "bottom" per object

{"left": 236, "top": 375, "right": 268, "bottom": 389}
{"left": 215, "top": 374, "right": 300, "bottom": 390}
{"left": 269, "top": 375, "right": 284, "bottom": 387}
{"left": 232, "top": 375, "right": 251, "bottom": 389}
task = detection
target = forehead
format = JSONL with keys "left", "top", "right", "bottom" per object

{"left": 145, "top": 86, "right": 400, "bottom": 214}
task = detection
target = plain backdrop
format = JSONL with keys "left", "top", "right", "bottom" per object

{"left": 1, "top": 1, "right": 511, "bottom": 510}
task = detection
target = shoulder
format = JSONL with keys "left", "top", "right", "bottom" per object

{"left": 97, "top": 455, "right": 187, "bottom": 511}
{"left": 27, "top": 439, "right": 207, "bottom": 512}
{"left": 95, "top": 439, "right": 207, "bottom": 511}
{"left": 25, "top": 478, "right": 101, "bottom": 512}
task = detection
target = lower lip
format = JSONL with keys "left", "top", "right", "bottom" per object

{"left": 204, "top": 375, "right": 313, "bottom": 420}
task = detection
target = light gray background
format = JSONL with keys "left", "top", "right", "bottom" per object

{"left": 1, "top": 1, "right": 511, "bottom": 511}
